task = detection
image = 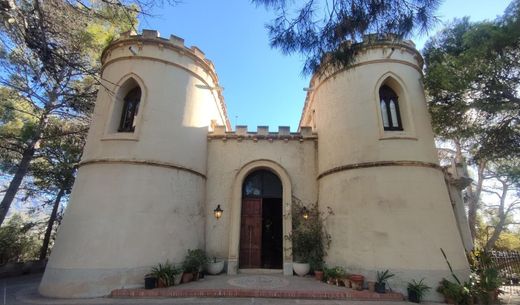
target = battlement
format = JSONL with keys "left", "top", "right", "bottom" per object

{"left": 208, "top": 125, "right": 317, "bottom": 142}
{"left": 101, "top": 29, "right": 217, "bottom": 73}
{"left": 360, "top": 33, "right": 416, "bottom": 48}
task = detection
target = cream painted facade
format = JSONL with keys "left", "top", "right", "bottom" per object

{"left": 39, "top": 30, "right": 472, "bottom": 300}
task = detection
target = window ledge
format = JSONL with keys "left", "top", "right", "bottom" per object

{"left": 379, "top": 132, "right": 417, "bottom": 141}
{"left": 101, "top": 132, "right": 139, "bottom": 141}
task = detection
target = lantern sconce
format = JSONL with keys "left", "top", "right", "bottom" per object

{"left": 302, "top": 207, "right": 309, "bottom": 220}
{"left": 213, "top": 204, "right": 223, "bottom": 220}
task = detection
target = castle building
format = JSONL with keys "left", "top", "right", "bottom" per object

{"left": 39, "top": 30, "right": 472, "bottom": 299}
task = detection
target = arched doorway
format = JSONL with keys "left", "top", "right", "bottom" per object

{"left": 239, "top": 170, "right": 283, "bottom": 269}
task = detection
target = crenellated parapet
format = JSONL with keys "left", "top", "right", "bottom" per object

{"left": 299, "top": 35, "right": 423, "bottom": 129}
{"left": 101, "top": 29, "right": 231, "bottom": 130}
{"left": 208, "top": 125, "right": 317, "bottom": 142}
{"left": 101, "top": 29, "right": 215, "bottom": 70}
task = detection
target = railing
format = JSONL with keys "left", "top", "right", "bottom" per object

{"left": 489, "top": 251, "right": 520, "bottom": 296}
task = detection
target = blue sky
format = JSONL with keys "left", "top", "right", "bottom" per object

{"left": 139, "top": 0, "right": 512, "bottom": 132}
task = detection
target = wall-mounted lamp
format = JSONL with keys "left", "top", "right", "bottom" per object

{"left": 213, "top": 204, "right": 223, "bottom": 220}
{"left": 301, "top": 207, "right": 309, "bottom": 220}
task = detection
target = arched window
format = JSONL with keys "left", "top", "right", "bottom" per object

{"left": 118, "top": 86, "right": 141, "bottom": 132}
{"left": 379, "top": 85, "right": 403, "bottom": 131}
{"left": 242, "top": 170, "right": 282, "bottom": 198}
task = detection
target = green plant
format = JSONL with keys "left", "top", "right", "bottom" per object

{"left": 376, "top": 269, "right": 394, "bottom": 284}
{"left": 470, "top": 250, "right": 503, "bottom": 305}
{"left": 182, "top": 249, "right": 208, "bottom": 273}
{"left": 437, "top": 278, "right": 472, "bottom": 305}
{"left": 407, "top": 279, "right": 431, "bottom": 303}
{"left": 151, "top": 261, "right": 177, "bottom": 287}
{"left": 310, "top": 258, "right": 325, "bottom": 272}
{"left": 323, "top": 266, "right": 346, "bottom": 282}
{"left": 288, "top": 198, "right": 333, "bottom": 263}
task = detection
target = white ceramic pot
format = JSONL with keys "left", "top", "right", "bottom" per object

{"left": 173, "top": 273, "right": 182, "bottom": 285}
{"left": 292, "top": 262, "right": 310, "bottom": 276}
{"left": 206, "top": 261, "right": 225, "bottom": 275}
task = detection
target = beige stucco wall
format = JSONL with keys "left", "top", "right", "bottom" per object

{"left": 40, "top": 32, "right": 227, "bottom": 298}
{"left": 305, "top": 43, "right": 469, "bottom": 300}
{"left": 205, "top": 135, "right": 317, "bottom": 275}
{"left": 39, "top": 32, "right": 470, "bottom": 301}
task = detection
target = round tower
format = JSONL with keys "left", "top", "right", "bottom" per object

{"left": 39, "top": 30, "right": 229, "bottom": 298}
{"left": 304, "top": 36, "right": 469, "bottom": 296}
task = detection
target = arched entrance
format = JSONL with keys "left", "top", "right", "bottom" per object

{"left": 239, "top": 170, "right": 283, "bottom": 269}
{"left": 227, "top": 160, "right": 293, "bottom": 275}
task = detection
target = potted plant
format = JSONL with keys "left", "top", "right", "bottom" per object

{"left": 183, "top": 249, "right": 208, "bottom": 281}
{"left": 407, "top": 279, "right": 431, "bottom": 303}
{"left": 471, "top": 250, "right": 502, "bottom": 304}
{"left": 150, "top": 261, "right": 175, "bottom": 287}
{"left": 349, "top": 274, "right": 365, "bottom": 290}
{"left": 289, "top": 199, "right": 333, "bottom": 277}
{"left": 172, "top": 264, "right": 183, "bottom": 285}
{"left": 323, "top": 266, "right": 346, "bottom": 286}
{"left": 310, "top": 259, "right": 325, "bottom": 281}
{"left": 206, "top": 256, "right": 225, "bottom": 275}
{"left": 375, "top": 269, "right": 394, "bottom": 293}
{"left": 437, "top": 278, "right": 472, "bottom": 305}
{"left": 144, "top": 273, "right": 157, "bottom": 289}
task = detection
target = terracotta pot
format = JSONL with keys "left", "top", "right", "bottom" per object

{"left": 349, "top": 274, "right": 365, "bottom": 291}
{"left": 193, "top": 271, "right": 199, "bottom": 281}
{"left": 157, "top": 278, "right": 167, "bottom": 288}
{"left": 314, "top": 270, "right": 324, "bottom": 281}
{"left": 182, "top": 272, "right": 194, "bottom": 283}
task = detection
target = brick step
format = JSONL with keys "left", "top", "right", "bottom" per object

{"left": 111, "top": 287, "right": 404, "bottom": 301}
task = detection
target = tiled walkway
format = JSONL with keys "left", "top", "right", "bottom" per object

{"left": 111, "top": 274, "right": 404, "bottom": 301}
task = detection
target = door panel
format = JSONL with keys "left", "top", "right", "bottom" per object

{"left": 239, "top": 198, "right": 262, "bottom": 268}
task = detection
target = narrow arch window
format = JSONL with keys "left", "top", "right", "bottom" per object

{"left": 379, "top": 85, "right": 403, "bottom": 131}
{"left": 118, "top": 86, "right": 141, "bottom": 132}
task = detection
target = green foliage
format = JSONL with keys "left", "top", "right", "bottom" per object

{"left": 182, "top": 249, "right": 208, "bottom": 273}
{"left": 0, "top": 0, "right": 139, "bottom": 226}
{"left": 0, "top": 214, "right": 41, "bottom": 265}
{"left": 469, "top": 250, "right": 503, "bottom": 305}
{"left": 0, "top": 88, "right": 38, "bottom": 172}
{"left": 253, "top": 0, "right": 441, "bottom": 74}
{"left": 494, "top": 231, "right": 520, "bottom": 251}
{"left": 289, "top": 198, "right": 333, "bottom": 264}
{"left": 439, "top": 249, "right": 503, "bottom": 305}
{"left": 436, "top": 278, "right": 472, "bottom": 305}
{"left": 424, "top": 1, "right": 520, "bottom": 163}
{"left": 323, "top": 266, "right": 346, "bottom": 282}
{"left": 31, "top": 119, "right": 86, "bottom": 194}
{"left": 376, "top": 269, "right": 395, "bottom": 284}
{"left": 150, "top": 261, "right": 182, "bottom": 287}
{"left": 407, "top": 279, "right": 431, "bottom": 302}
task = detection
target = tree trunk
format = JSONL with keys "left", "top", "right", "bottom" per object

{"left": 466, "top": 159, "right": 486, "bottom": 242}
{"left": 0, "top": 143, "right": 36, "bottom": 226}
{"left": 39, "top": 187, "right": 65, "bottom": 260}
{"left": 0, "top": 111, "right": 48, "bottom": 227}
{"left": 485, "top": 181, "right": 509, "bottom": 250}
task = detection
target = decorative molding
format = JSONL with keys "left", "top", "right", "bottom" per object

{"left": 79, "top": 158, "right": 206, "bottom": 179}
{"left": 318, "top": 160, "right": 442, "bottom": 179}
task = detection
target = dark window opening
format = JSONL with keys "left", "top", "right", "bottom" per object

{"left": 379, "top": 85, "right": 403, "bottom": 131}
{"left": 118, "top": 87, "right": 141, "bottom": 132}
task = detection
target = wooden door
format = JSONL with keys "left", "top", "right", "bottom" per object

{"left": 239, "top": 198, "right": 262, "bottom": 268}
